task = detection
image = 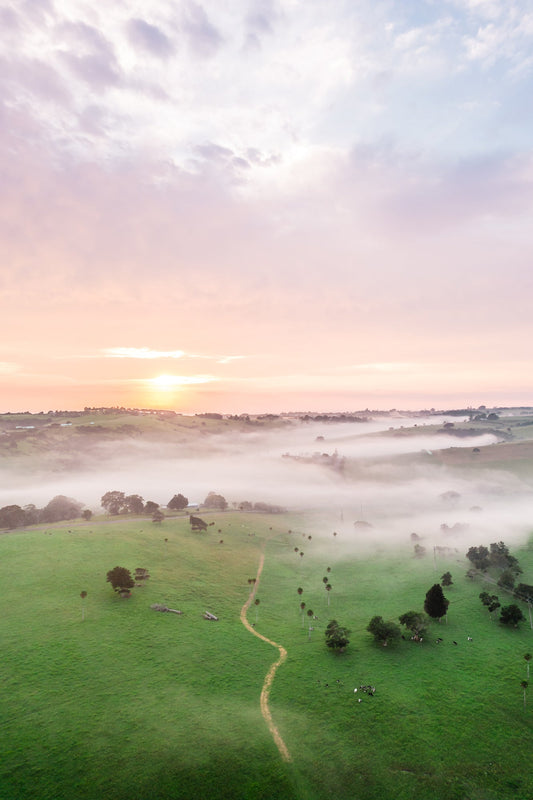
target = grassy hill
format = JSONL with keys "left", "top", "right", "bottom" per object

{"left": 1, "top": 511, "right": 532, "bottom": 800}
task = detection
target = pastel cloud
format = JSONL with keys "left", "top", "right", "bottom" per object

{"left": 1, "top": 0, "right": 533, "bottom": 412}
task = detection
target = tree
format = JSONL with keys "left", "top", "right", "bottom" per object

{"left": 424, "top": 584, "right": 449, "bottom": 622}
{"left": 144, "top": 501, "right": 160, "bottom": 515}
{"left": 497, "top": 570, "right": 516, "bottom": 591}
{"left": 152, "top": 509, "right": 165, "bottom": 523}
{"left": 325, "top": 620, "right": 350, "bottom": 652}
{"left": 414, "top": 543, "right": 426, "bottom": 558}
{"left": 326, "top": 583, "right": 332, "bottom": 605}
{"left": 297, "top": 587, "right": 303, "bottom": 596}
{"left": 168, "top": 493, "right": 189, "bottom": 510}
{"left": 106, "top": 566, "right": 135, "bottom": 597}
{"left": 81, "top": 509, "right": 92, "bottom": 521}
{"left": 500, "top": 604, "right": 525, "bottom": 627}
{"left": 101, "top": 491, "right": 126, "bottom": 515}
{"left": 42, "top": 495, "right": 84, "bottom": 523}
{"left": 466, "top": 546, "right": 490, "bottom": 571}
{"left": 254, "top": 598, "right": 260, "bottom": 621}
{"left": 441, "top": 572, "right": 453, "bottom": 587}
{"left": 203, "top": 492, "right": 228, "bottom": 510}
{"left": 366, "top": 615, "right": 401, "bottom": 646}
{"left": 123, "top": 494, "right": 145, "bottom": 514}
{"left": 399, "top": 610, "right": 429, "bottom": 639}
{"left": 80, "top": 590, "right": 87, "bottom": 620}
{"left": 521, "top": 680, "right": 528, "bottom": 710}
{"left": 0, "top": 504, "right": 26, "bottom": 529}
{"left": 300, "top": 601, "right": 306, "bottom": 627}
{"left": 480, "top": 591, "right": 500, "bottom": 620}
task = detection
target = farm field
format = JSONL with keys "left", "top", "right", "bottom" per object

{"left": 1, "top": 510, "right": 532, "bottom": 800}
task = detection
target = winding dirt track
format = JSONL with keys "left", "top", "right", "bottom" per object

{"left": 240, "top": 552, "right": 292, "bottom": 763}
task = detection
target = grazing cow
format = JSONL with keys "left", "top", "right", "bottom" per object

{"left": 190, "top": 515, "right": 208, "bottom": 531}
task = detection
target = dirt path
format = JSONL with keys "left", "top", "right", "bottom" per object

{"left": 240, "top": 552, "right": 292, "bottom": 763}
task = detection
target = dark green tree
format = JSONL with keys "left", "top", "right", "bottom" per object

{"left": 497, "top": 569, "right": 516, "bottom": 591}
{"left": 325, "top": 619, "right": 350, "bottom": 652}
{"left": 466, "top": 546, "right": 490, "bottom": 571}
{"left": 80, "top": 590, "right": 87, "bottom": 621}
{"left": 106, "top": 566, "right": 135, "bottom": 596}
{"left": 441, "top": 572, "right": 453, "bottom": 587}
{"left": 500, "top": 604, "right": 525, "bottom": 627}
{"left": 424, "top": 584, "right": 449, "bottom": 622}
{"left": 366, "top": 615, "right": 401, "bottom": 646}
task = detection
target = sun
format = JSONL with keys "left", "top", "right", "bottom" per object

{"left": 150, "top": 374, "right": 182, "bottom": 390}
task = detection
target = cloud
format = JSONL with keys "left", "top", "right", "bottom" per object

{"left": 181, "top": 2, "right": 223, "bottom": 57}
{"left": 145, "top": 374, "right": 217, "bottom": 386}
{"left": 126, "top": 18, "right": 174, "bottom": 58}
{"left": 104, "top": 348, "right": 186, "bottom": 360}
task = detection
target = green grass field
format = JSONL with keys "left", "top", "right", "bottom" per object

{"left": 1, "top": 513, "right": 532, "bottom": 800}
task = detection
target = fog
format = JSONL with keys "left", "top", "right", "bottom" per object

{"left": 1, "top": 415, "right": 532, "bottom": 552}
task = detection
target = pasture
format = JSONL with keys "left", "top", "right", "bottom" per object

{"left": 0, "top": 512, "right": 532, "bottom": 800}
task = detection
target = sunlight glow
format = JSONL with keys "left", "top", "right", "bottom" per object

{"left": 147, "top": 374, "right": 216, "bottom": 389}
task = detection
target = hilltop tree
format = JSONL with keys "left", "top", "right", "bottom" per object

{"left": 424, "top": 584, "right": 449, "bottom": 622}
{"left": 325, "top": 620, "right": 350, "bottom": 653}
{"left": 101, "top": 491, "right": 126, "bottom": 515}
{"left": 366, "top": 616, "right": 401, "bottom": 646}
{"left": 0, "top": 504, "right": 26, "bottom": 529}
{"left": 123, "top": 494, "right": 145, "bottom": 514}
{"left": 42, "top": 495, "right": 84, "bottom": 523}
{"left": 106, "top": 566, "right": 135, "bottom": 597}
{"left": 203, "top": 492, "right": 228, "bottom": 510}
{"left": 168, "top": 493, "right": 189, "bottom": 510}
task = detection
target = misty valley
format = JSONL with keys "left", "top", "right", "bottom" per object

{"left": 1, "top": 406, "right": 533, "bottom": 800}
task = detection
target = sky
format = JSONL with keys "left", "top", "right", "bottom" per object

{"left": 1, "top": 0, "right": 533, "bottom": 414}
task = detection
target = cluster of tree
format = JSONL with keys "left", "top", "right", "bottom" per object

{"left": 0, "top": 495, "right": 89, "bottom": 529}
{"left": 479, "top": 592, "right": 525, "bottom": 627}
{"left": 100, "top": 491, "right": 161, "bottom": 516}
{"left": 106, "top": 566, "right": 150, "bottom": 597}
{"left": 367, "top": 585, "right": 449, "bottom": 646}
{"left": 466, "top": 541, "right": 521, "bottom": 576}
{"left": 237, "top": 501, "right": 287, "bottom": 513}
{"left": 325, "top": 620, "right": 350, "bottom": 652}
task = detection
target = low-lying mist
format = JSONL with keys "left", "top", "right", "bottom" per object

{"left": 1, "top": 415, "right": 531, "bottom": 553}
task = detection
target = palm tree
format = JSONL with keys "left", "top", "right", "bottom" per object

{"left": 300, "top": 601, "right": 306, "bottom": 626}
{"left": 525, "top": 653, "right": 532, "bottom": 679}
{"left": 307, "top": 609, "right": 314, "bottom": 640}
{"left": 297, "top": 587, "right": 303, "bottom": 596}
{"left": 254, "top": 598, "right": 260, "bottom": 622}
{"left": 80, "top": 590, "right": 87, "bottom": 621}
{"left": 326, "top": 583, "right": 332, "bottom": 606}
{"left": 521, "top": 680, "right": 528, "bottom": 710}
